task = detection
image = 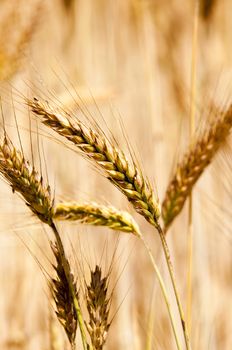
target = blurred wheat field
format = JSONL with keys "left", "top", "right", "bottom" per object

{"left": 0, "top": 0, "right": 232, "bottom": 349}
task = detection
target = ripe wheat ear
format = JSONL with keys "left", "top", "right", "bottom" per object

{"left": 51, "top": 242, "right": 78, "bottom": 349}
{"left": 0, "top": 136, "right": 53, "bottom": 224}
{"left": 53, "top": 201, "right": 141, "bottom": 236}
{"left": 162, "top": 104, "right": 232, "bottom": 229}
{"left": 85, "top": 265, "right": 111, "bottom": 350}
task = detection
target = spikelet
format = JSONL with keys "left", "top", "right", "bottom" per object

{"left": 53, "top": 201, "right": 141, "bottom": 236}
{"left": 0, "top": 137, "right": 53, "bottom": 224}
{"left": 27, "top": 97, "right": 161, "bottom": 228}
{"left": 162, "top": 104, "right": 232, "bottom": 229}
{"left": 50, "top": 242, "right": 78, "bottom": 348}
{"left": 85, "top": 265, "right": 111, "bottom": 350}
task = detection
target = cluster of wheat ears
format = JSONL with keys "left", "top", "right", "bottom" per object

{"left": 0, "top": 85, "right": 231, "bottom": 349}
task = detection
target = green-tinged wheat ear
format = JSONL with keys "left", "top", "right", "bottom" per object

{"left": 85, "top": 265, "right": 111, "bottom": 350}
{"left": 27, "top": 97, "right": 160, "bottom": 228}
{"left": 162, "top": 104, "right": 232, "bottom": 229}
{"left": 0, "top": 136, "right": 53, "bottom": 224}
{"left": 50, "top": 242, "right": 78, "bottom": 348}
{"left": 53, "top": 201, "right": 141, "bottom": 236}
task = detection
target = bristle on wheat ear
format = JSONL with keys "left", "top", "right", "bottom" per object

{"left": 0, "top": 136, "right": 53, "bottom": 224}
{"left": 162, "top": 104, "right": 232, "bottom": 229}
{"left": 27, "top": 97, "right": 161, "bottom": 228}
{"left": 53, "top": 201, "right": 141, "bottom": 236}
{"left": 85, "top": 265, "right": 111, "bottom": 350}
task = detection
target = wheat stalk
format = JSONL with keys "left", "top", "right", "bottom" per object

{"left": 53, "top": 201, "right": 141, "bottom": 236}
{"left": 27, "top": 97, "right": 161, "bottom": 228}
{"left": 85, "top": 265, "right": 110, "bottom": 350}
{"left": 162, "top": 104, "right": 232, "bottom": 229}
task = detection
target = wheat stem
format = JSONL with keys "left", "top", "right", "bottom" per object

{"left": 187, "top": 0, "right": 199, "bottom": 333}
{"left": 159, "top": 225, "right": 191, "bottom": 350}
{"left": 186, "top": 218, "right": 193, "bottom": 335}
{"left": 140, "top": 235, "right": 182, "bottom": 350}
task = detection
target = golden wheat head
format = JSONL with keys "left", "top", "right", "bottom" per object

{"left": 85, "top": 265, "right": 111, "bottom": 350}
{"left": 162, "top": 104, "right": 232, "bottom": 229}
{"left": 53, "top": 201, "right": 141, "bottom": 236}
{"left": 0, "top": 136, "right": 53, "bottom": 224}
{"left": 27, "top": 97, "right": 161, "bottom": 228}
{"left": 51, "top": 242, "right": 78, "bottom": 348}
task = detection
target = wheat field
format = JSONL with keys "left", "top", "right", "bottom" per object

{"left": 0, "top": 0, "right": 232, "bottom": 349}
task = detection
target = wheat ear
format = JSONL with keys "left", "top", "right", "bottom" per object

{"left": 162, "top": 104, "right": 232, "bottom": 229}
{"left": 85, "top": 265, "right": 111, "bottom": 350}
{"left": 53, "top": 201, "right": 141, "bottom": 236}
{"left": 51, "top": 242, "right": 78, "bottom": 349}
{"left": 27, "top": 98, "right": 160, "bottom": 228}
{"left": 0, "top": 136, "right": 53, "bottom": 224}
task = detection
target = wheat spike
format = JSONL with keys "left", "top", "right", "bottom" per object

{"left": 27, "top": 97, "right": 160, "bottom": 227}
{"left": 0, "top": 136, "right": 53, "bottom": 224}
{"left": 162, "top": 104, "right": 232, "bottom": 229}
{"left": 53, "top": 201, "right": 141, "bottom": 236}
{"left": 85, "top": 265, "right": 110, "bottom": 350}
{"left": 51, "top": 242, "right": 78, "bottom": 348}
